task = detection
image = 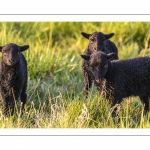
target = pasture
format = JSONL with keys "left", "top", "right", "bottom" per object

{"left": 0, "top": 22, "right": 150, "bottom": 128}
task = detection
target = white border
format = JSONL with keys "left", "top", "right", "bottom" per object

{"left": 0, "top": 14, "right": 150, "bottom": 22}
{"left": 0, "top": 2, "right": 150, "bottom": 148}
{"left": 0, "top": 128, "right": 149, "bottom": 135}
{"left": 0, "top": 0, "right": 149, "bottom": 15}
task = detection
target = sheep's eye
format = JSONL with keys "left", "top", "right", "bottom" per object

{"left": 90, "top": 38, "right": 94, "bottom": 42}
{"left": 3, "top": 53, "right": 7, "bottom": 56}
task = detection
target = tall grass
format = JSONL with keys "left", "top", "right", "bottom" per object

{"left": 0, "top": 22, "right": 150, "bottom": 128}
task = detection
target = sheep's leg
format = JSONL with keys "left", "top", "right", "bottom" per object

{"left": 10, "top": 88, "right": 22, "bottom": 115}
{"left": 0, "top": 91, "right": 9, "bottom": 114}
{"left": 20, "top": 87, "right": 27, "bottom": 112}
{"left": 111, "top": 103, "right": 118, "bottom": 117}
{"left": 1, "top": 95, "right": 14, "bottom": 115}
{"left": 2, "top": 98, "right": 9, "bottom": 115}
{"left": 110, "top": 98, "right": 121, "bottom": 117}
{"left": 82, "top": 60, "right": 92, "bottom": 95}
{"left": 9, "top": 97, "right": 15, "bottom": 116}
{"left": 140, "top": 95, "right": 150, "bottom": 113}
{"left": 84, "top": 73, "right": 92, "bottom": 93}
{"left": 20, "top": 93, "right": 27, "bottom": 112}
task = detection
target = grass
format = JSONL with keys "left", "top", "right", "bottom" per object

{"left": 0, "top": 22, "right": 150, "bottom": 128}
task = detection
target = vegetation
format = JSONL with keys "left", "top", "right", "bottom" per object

{"left": 0, "top": 22, "right": 150, "bottom": 128}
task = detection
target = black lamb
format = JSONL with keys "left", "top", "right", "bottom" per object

{"left": 81, "top": 31, "right": 118, "bottom": 94}
{"left": 0, "top": 43, "right": 29, "bottom": 115}
{"left": 81, "top": 51, "right": 150, "bottom": 114}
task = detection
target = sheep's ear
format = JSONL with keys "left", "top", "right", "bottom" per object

{"left": 81, "top": 32, "right": 91, "bottom": 39}
{"left": 104, "top": 33, "right": 114, "bottom": 40}
{"left": 81, "top": 55, "right": 90, "bottom": 60}
{"left": 20, "top": 45, "right": 29, "bottom": 52}
{"left": 107, "top": 52, "right": 116, "bottom": 60}
{"left": 0, "top": 46, "right": 3, "bottom": 52}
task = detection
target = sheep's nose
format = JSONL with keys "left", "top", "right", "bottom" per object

{"left": 94, "top": 46, "right": 99, "bottom": 50}
{"left": 9, "top": 59, "right": 15, "bottom": 64}
{"left": 95, "top": 78, "right": 100, "bottom": 83}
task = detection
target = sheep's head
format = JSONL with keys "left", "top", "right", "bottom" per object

{"left": 81, "top": 31, "right": 114, "bottom": 54}
{"left": 81, "top": 51, "right": 115, "bottom": 83}
{"left": 0, "top": 43, "right": 29, "bottom": 66}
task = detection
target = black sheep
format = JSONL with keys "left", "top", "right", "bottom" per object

{"left": 81, "top": 31, "right": 118, "bottom": 94}
{"left": 81, "top": 51, "right": 150, "bottom": 114}
{"left": 0, "top": 43, "right": 29, "bottom": 115}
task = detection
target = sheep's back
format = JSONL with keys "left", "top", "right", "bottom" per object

{"left": 106, "top": 57, "right": 150, "bottom": 98}
{"left": 104, "top": 40, "right": 118, "bottom": 59}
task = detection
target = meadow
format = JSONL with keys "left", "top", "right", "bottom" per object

{"left": 0, "top": 22, "right": 150, "bottom": 128}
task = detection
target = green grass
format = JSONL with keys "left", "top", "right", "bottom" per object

{"left": 0, "top": 22, "right": 150, "bottom": 128}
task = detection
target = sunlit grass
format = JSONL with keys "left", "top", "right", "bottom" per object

{"left": 0, "top": 22, "right": 150, "bottom": 128}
